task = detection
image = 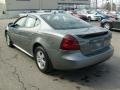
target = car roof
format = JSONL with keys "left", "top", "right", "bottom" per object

{"left": 25, "top": 10, "right": 66, "bottom": 17}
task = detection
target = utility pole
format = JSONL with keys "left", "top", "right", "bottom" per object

{"left": 102, "top": 0, "right": 104, "bottom": 9}
{"left": 116, "top": 0, "right": 118, "bottom": 11}
{"left": 96, "top": 0, "right": 97, "bottom": 10}
{"left": 38, "top": 0, "right": 40, "bottom": 10}
{"left": 89, "top": 0, "right": 91, "bottom": 9}
{"left": 111, "top": 0, "right": 113, "bottom": 11}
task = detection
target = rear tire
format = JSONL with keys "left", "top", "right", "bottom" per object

{"left": 34, "top": 46, "right": 53, "bottom": 73}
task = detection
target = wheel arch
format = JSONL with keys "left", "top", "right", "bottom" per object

{"left": 5, "top": 30, "right": 8, "bottom": 37}
{"left": 88, "top": 16, "right": 91, "bottom": 19}
{"left": 32, "top": 43, "right": 44, "bottom": 55}
{"left": 32, "top": 42, "right": 54, "bottom": 72}
{"left": 103, "top": 22, "right": 113, "bottom": 29}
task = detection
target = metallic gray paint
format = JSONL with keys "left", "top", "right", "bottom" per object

{"left": 5, "top": 13, "right": 114, "bottom": 70}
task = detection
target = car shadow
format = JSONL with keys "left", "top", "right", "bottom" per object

{"left": 50, "top": 63, "right": 110, "bottom": 83}
{"left": 49, "top": 56, "right": 120, "bottom": 89}
{"left": 12, "top": 46, "right": 120, "bottom": 89}
{"left": 111, "top": 29, "right": 120, "bottom": 32}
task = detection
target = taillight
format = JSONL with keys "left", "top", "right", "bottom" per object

{"left": 60, "top": 34, "right": 80, "bottom": 50}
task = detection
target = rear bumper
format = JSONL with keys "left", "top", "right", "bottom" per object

{"left": 50, "top": 46, "right": 114, "bottom": 70}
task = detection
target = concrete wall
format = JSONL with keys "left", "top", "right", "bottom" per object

{"left": 42, "top": 0, "right": 58, "bottom": 9}
{"left": 5, "top": 0, "right": 40, "bottom": 11}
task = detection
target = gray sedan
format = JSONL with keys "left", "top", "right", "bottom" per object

{"left": 5, "top": 12, "right": 114, "bottom": 73}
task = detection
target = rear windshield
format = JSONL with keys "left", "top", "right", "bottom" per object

{"left": 41, "top": 13, "right": 91, "bottom": 30}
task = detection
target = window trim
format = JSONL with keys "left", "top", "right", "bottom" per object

{"left": 14, "top": 16, "right": 27, "bottom": 27}
{"left": 14, "top": 15, "right": 41, "bottom": 29}
{"left": 24, "top": 16, "right": 37, "bottom": 28}
{"left": 24, "top": 16, "right": 41, "bottom": 28}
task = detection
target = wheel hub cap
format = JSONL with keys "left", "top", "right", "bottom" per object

{"left": 36, "top": 51, "right": 46, "bottom": 69}
{"left": 104, "top": 24, "right": 110, "bottom": 29}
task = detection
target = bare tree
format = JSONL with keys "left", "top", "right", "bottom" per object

{"left": 96, "top": 0, "right": 98, "bottom": 10}
{"left": 104, "top": 1, "right": 116, "bottom": 11}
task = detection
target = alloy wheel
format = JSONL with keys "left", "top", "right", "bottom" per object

{"left": 104, "top": 23, "right": 110, "bottom": 30}
{"left": 36, "top": 50, "right": 46, "bottom": 70}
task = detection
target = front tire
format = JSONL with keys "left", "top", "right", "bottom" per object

{"left": 34, "top": 46, "right": 53, "bottom": 73}
{"left": 6, "top": 33, "right": 13, "bottom": 47}
{"left": 98, "top": 17, "right": 102, "bottom": 21}
{"left": 103, "top": 23, "right": 111, "bottom": 30}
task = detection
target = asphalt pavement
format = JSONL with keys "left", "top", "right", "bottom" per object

{"left": 0, "top": 19, "right": 120, "bottom": 90}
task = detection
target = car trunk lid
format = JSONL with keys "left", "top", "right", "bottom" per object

{"left": 56, "top": 26, "right": 111, "bottom": 56}
{"left": 76, "top": 31, "right": 111, "bottom": 56}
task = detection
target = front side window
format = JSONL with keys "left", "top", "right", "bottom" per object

{"left": 15, "top": 17, "right": 27, "bottom": 27}
{"left": 41, "top": 14, "right": 91, "bottom": 30}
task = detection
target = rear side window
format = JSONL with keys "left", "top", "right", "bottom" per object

{"left": 25, "top": 17, "right": 36, "bottom": 28}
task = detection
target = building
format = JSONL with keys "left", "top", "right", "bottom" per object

{"left": 58, "top": 0, "right": 90, "bottom": 9}
{"left": 0, "top": 0, "right": 90, "bottom": 18}
{"left": 0, "top": 0, "right": 6, "bottom": 18}
{"left": 5, "top": 0, "right": 90, "bottom": 10}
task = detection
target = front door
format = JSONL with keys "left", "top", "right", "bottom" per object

{"left": 17, "top": 16, "right": 38, "bottom": 52}
{"left": 9, "top": 17, "right": 27, "bottom": 46}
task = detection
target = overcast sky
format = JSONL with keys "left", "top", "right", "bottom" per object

{"left": 91, "top": 0, "right": 120, "bottom": 7}
{"left": 0, "top": 0, "right": 5, "bottom": 4}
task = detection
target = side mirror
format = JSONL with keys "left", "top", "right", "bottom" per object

{"left": 8, "top": 23, "right": 19, "bottom": 28}
{"left": 8, "top": 22, "right": 14, "bottom": 27}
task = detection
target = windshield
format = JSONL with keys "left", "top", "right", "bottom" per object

{"left": 41, "top": 13, "right": 91, "bottom": 30}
